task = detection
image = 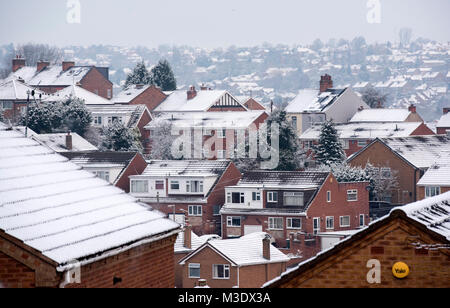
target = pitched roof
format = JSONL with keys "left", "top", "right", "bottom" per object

{"left": 43, "top": 84, "right": 113, "bottom": 105}
{"left": 112, "top": 85, "right": 152, "bottom": 103}
{"left": 264, "top": 191, "right": 450, "bottom": 288}
{"left": 174, "top": 230, "right": 219, "bottom": 254}
{"left": 0, "top": 127, "right": 180, "bottom": 269}
{"left": 300, "top": 122, "right": 427, "bottom": 140}
{"left": 238, "top": 171, "right": 329, "bottom": 189}
{"left": 0, "top": 80, "right": 46, "bottom": 100}
{"left": 180, "top": 232, "right": 290, "bottom": 267}
{"left": 380, "top": 135, "right": 450, "bottom": 169}
{"left": 417, "top": 152, "right": 450, "bottom": 186}
{"left": 285, "top": 88, "right": 346, "bottom": 113}
{"left": 437, "top": 112, "right": 450, "bottom": 128}
{"left": 350, "top": 108, "right": 413, "bottom": 123}
{"left": 33, "top": 132, "right": 98, "bottom": 153}
{"left": 86, "top": 104, "right": 150, "bottom": 128}
{"left": 60, "top": 151, "right": 137, "bottom": 167}
{"left": 140, "top": 160, "right": 231, "bottom": 178}
{"left": 145, "top": 111, "right": 267, "bottom": 130}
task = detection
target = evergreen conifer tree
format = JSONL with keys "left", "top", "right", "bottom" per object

{"left": 123, "top": 61, "right": 152, "bottom": 89}
{"left": 313, "top": 120, "right": 345, "bottom": 166}
{"left": 150, "top": 59, "right": 177, "bottom": 91}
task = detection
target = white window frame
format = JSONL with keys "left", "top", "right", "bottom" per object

{"left": 186, "top": 180, "right": 204, "bottom": 193}
{"left": 347, "top": 189, "right": 358, "bottom": 202}
{"left": 227, "top": 216, "right": 241, "bottom": 227}
{"left": 268, "top": 217, "right": 283, "bottom": 230}
{"left": 93, "top": 170, "right": 110, "bottom": 182}
{"left": 212, "top": 264, "right": 230, "bottom": 280}
{"left": 313, "top": 217, "right": 320, "bottom": 234}
{"left": 283, "top": 192, "right": 304, "bottom": 206}
{"left": 170, "top": 180, "right": 180, "bottom": 190}
{"left": 326, "top": 216, "right": 334, "bottom": 230}
{"left": 107, "top": 89, "right": 112, "bottom": 99}
{"left": 94, "top": 116, "right": 102, "bottom": 126}
{"left": 425, "top": 186, "right": 441, "bottom": 198}
{"left": 217, "top": 128, "right": 226, "bottom": 139}
{"left": 130, "top": 180, "right": 148, "bottom": 193}
{"left": 357, "top": 140, "right": 367, "bottom": 147}
{"left": 252, "top": 191, "right": 261, "bottom": 201}
{"left": 359, "top": 214, "right": 365, "bottom": 227}
{"left": 267, "top": 192, "right": 278, "bottom": 203}
{"left": 188, "top": 263, "right": 201, "bottom": 279}
{"left": 155, "top": 180, "right": 165, "bottom": 190}
{"left": 340, "top": 216, "right": 351, "bottom": 227}
{"left": 286, "top": 218, "right": 302, "bottom": 229}
{"left": 188, "top": 205, "right": 202, "bottom": 217}
{"left": 326, "top": 191, "right": 331, "bottom": 203}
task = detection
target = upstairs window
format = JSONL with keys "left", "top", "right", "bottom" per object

{"left": 340, "top": 216, "right": 351, "bottom": 227}
{"left": 93, "top": 170, "right": 110, "bottom": 182}
{"left": 188, "top": 205, "right": 202, "bottom": 217}
{"left": 170, "top": 181, "right": 180, "bottom": 190}
{"left": 283, "top": 192, "right": 304, "bottom": 206}
{"left": 187, "top": 181, "right": 204, "bottom": 193}
{"left": 267, "top": 192, "right": 278, "bottom": 203}
{"left": 347, "top": 190, "right": 358, "bottom": 202}
{"left": 155, "top": 180, "right": 164, "bottom": 190}
{"left": 131, "top": 180, "right": 148, "bottom": 193}
{"left": 252, "top": 192, "right": 261, "bottom": 201}
{"left": 213, "top": 264, "right": 230, "bottom": 279}
{"left": 425, "top": 186, "right": 441, "bottom": 198}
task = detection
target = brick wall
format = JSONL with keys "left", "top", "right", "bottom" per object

{"left": 437, "top": 127, "right": 450, "bottom": 135}
{"left": 417, "top": 186, "right": 450, "bottom": 201}
{"left": 0, "top": 251, "right": 35, "bottom": 288}
{"left": 410, "top": 123, "right": 435, "bottom": 136}
{"left": 128, "top": 86, "right": 167, "bottom": 111}
{"left": 115, "top": 153, "right": 147, "bottom": 193}
{"left": 66, "top": 234, "right": 178, "bottom": 288}
{"left": 80, "top": 68, "right": 113, "bottom": 100}
{"left": 273, "top": 218, "right": 450, "bottom": 288}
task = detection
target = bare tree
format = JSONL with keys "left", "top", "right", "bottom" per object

{"left": 361, "top": 85, "right": 389, "bottom": 108}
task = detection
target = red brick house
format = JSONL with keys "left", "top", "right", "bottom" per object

{"left": 0, "top": 125, "right": 181, "bottom": 288}
{"left": 113, "top": 84, "right": 168, "bottom": 111}
{"left": 220, "top": 171, "right": 370, "bottom": 262}
{"left": 436, "top": 108, "right": 450, "bottom": 134}
{"left": 178, "top": 232, "right": 289, "bottom": 288}
{"left": 416, "top": 154, "right": 450, "bottom": 200}
{"left": 60, "top": 151, "right": 148, "bottom": 193}
{"left": 130, "top": 160, "right": 242, "bottom": 235}
{"left": 243, "top": 98, "right": 267, "bottom": 111}
{"left": 265, "top": 191, "right": 450, "bottom": 288}
{"left": 8, "top": 57, "right": 113, "bottom": 99}
{"left": 348, "top": 135, "right": 450, "bottom": 206}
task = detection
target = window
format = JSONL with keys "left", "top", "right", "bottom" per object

{"left": 327, "top": 191, "right": 331, "bottom": 203}
{"left": 213, "top": 264, "right": 230, "bottom": 279}
{"left": 283, "top": 192, "right": 304, "bottom": 206}
{"left": 93, "top": 171, "right": 109, "bottom": 182}
{"left": 229, "top": 192, "right": 244, "bottom": 204}
{"left": 425, "top": 186, "right": 441, "bottom": 198}
{"left": 170, "top": 181, "right": 180, "bottom": 190}
{"left": 326, "top": 217, "right": 334, "bottom": 230}
{"left": 2, "top": 101, "right": 13, "bottom": 109}
{"left": 94, "top": 116, "right": 102, "bottom": 125}
{"left": 359, "top": 214, "right": 365, "bottom": 227}
{"left": 227, "top": 216, "right": 241, "bottom": 227}
{"left": 340, "top": 216, "right": 350, "bottom": 227}
{"left": 357, "top": 140, "right": 367, "bottom": 147}
{"left": 380, "top": 168, "right": 392, "bottom": 179}
{"left": 155, "top": 180, "right": 164, "bottom": 190}
{"left": 107, "top": 89, "right": 112, "bottom": 99}
{"left": 217, "top": 150, "right": 226, "bottom": 159}
{"left": 187, "top": 181, "right": 204, "bottom": 193}
{"left": 287, "top": 218, "right": 301, "bottom": 229}
{"left": 217, "top": 128, "right": 226, "bottom": 139}
{"left": 268, "top": 217, "right": 283, "bottom": 230}
{"left": 347, "top": 190, "right": 358, "bottom": 202}
{"left": 188, "top": 205, "right": 202, "bottom": 217}
{"left": 267, "top": 192, "right": 278, "bottom": 203}
{"left": 304, "top": 141, "right": 315, "bottom": 149}
{"left": 291, "top": 116, "right": 297, "bottom": 128}
{"left": 252, "top": 192, "right": 261, "bottom": 201}
{"left": 131, "top": 180, "right": 148, "bottom": 193}
{"left": 188, "top": 264, "right": 200, "bottom": 279}
{"left": 341, "top": 140, "right": 349, "bottom": 150}
{"left": 313, "top": 217, "right": 320, "bottom": 234}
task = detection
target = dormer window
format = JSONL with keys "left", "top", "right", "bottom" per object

{"left": 187, "top": 180, "right": 203, "bottom": 193}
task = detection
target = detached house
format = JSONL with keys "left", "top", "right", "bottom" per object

{"left": 0, "top": 123, "right": 181, "bottom": 288}
{"left": 417, "top": 152, "right": 450, "bottom": 200}
{"left": 113, "top": 84, "right": 168, "bottom": 111}
{"left": 265, "top": 192, "right": 450, "bottom": 288}
{"left": 285, "top": 74, "right": 368, "bottom": 136}
{"left": 129, "top": 160, "right": 242, "bottom": 235}
{"left": 348, "top": 135, "right": 450, "bottom": 205}
{"left": 178, "top": 232, "right": 289, "bottom": 288}
{"left": 7, "top": 56, "right": 113, "bottom": 99}
{"left": 220, "top": 171, "right": 370, "bottom": 261}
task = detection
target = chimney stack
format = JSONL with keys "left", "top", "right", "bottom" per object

{"left": 12, "top": 55, "right": 26, "bottom": 73}
{"left": 37, "top": 60, "right": 50, "bottom": 72}
{"left": 62, "top": 61, "right": 75, "bottom": 72}
{"left": 66, "top": 132, "right": 73, "bottom": 150}
{"left": 443, "top": 108, "right": 450, "bottom": 115}
{"left": 262, "top": 234, "right": 271, "bottom": 260}
{"left": 184, "top": 225, "right": 192, "bottom": 249}
{"left": 200, "top": 83, "right": 208, "bottom": 91}
{"left": 319, "top": 74, "right": 333, "bottom": 93}
{"left": 408, "top": 104, "right": 417, "bottom": 113}
{"left": 187, "top": 86, "right": 197, "bottom": 100}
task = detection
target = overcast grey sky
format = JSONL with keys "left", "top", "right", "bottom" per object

{"left": 0, "top": 0, "right": 449, "bottom": 48}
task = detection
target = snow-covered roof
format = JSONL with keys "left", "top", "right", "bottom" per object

{"left": 27, "top": 66, "right": 91, "bottom": 86}
{"left": 0, "top": 127, "right": 180, "bottom": 268}
{"left": 285, "top": 88, "right": 346, "bottom": 113}
{"left": 238, "top": 171, "right": 329, "bottom": 189}
{"left": 33, "top": 132, "right": 98, "bottom": 153}
{"left": 174, "top": 230, "right": 219, "bottom": 253}
{"left": 43, "top": 85, "right": 113, "bottom": 105}
{"left": 416, "top": 152, "right": 450, "bottom": 187}
{"left": 139, "top": 160, "right": 231, "bottom": 178}
{"left": 60, "top": 151, "right": 137, "bottom": 169}
{"left": 264, "top": 191, "right": 450, "bottom": 288}
{"left": 300, "top": 122, "right": 426, "bottom": 140}
{"left": 86, "top": 104, "right": 149, "bottom": 128}
{"left": 350, "top": 108, "right": 413, "bottom": 123}
{"left": 180, "top": 232, "right": 290, "bottom": 267}
{"left": 0, "top": 80, "right": 46, "bottom": 100}
{"left": 381, "top": 135, "right": 450, "bottom": 169}
{"left": 155, "top": 89, "right": 237, "bottom": 112}
{"left": 437, "top": 112, "right": 450, "bottom": 128}
{"left": 112, "top": 85, "right": 152, "bottom": 103}
{"left": 146, "top": 111, "right": 267, "bottom": 130}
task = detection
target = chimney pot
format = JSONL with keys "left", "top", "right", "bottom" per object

{"left": 12, "top": 56, "right": 26, "bottom": 73}
{"left": 66, "top": 132, "right": 73, "bottom": 150}
{"left": 187, "top": 86, "right": 197, "bottom": 100}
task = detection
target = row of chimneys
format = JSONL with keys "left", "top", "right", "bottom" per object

{"left": 187, "top": 84, "right": 212, "bottom": 100}
{"left": 12, "top": 55, "right": 75, "bottom": 73}
{"left": 183, "top": 225, "right": 272, "bottom": 260}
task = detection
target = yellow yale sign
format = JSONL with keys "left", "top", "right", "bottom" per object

{"left": 392, "top": 262, "right": 410, "bottom": 279}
